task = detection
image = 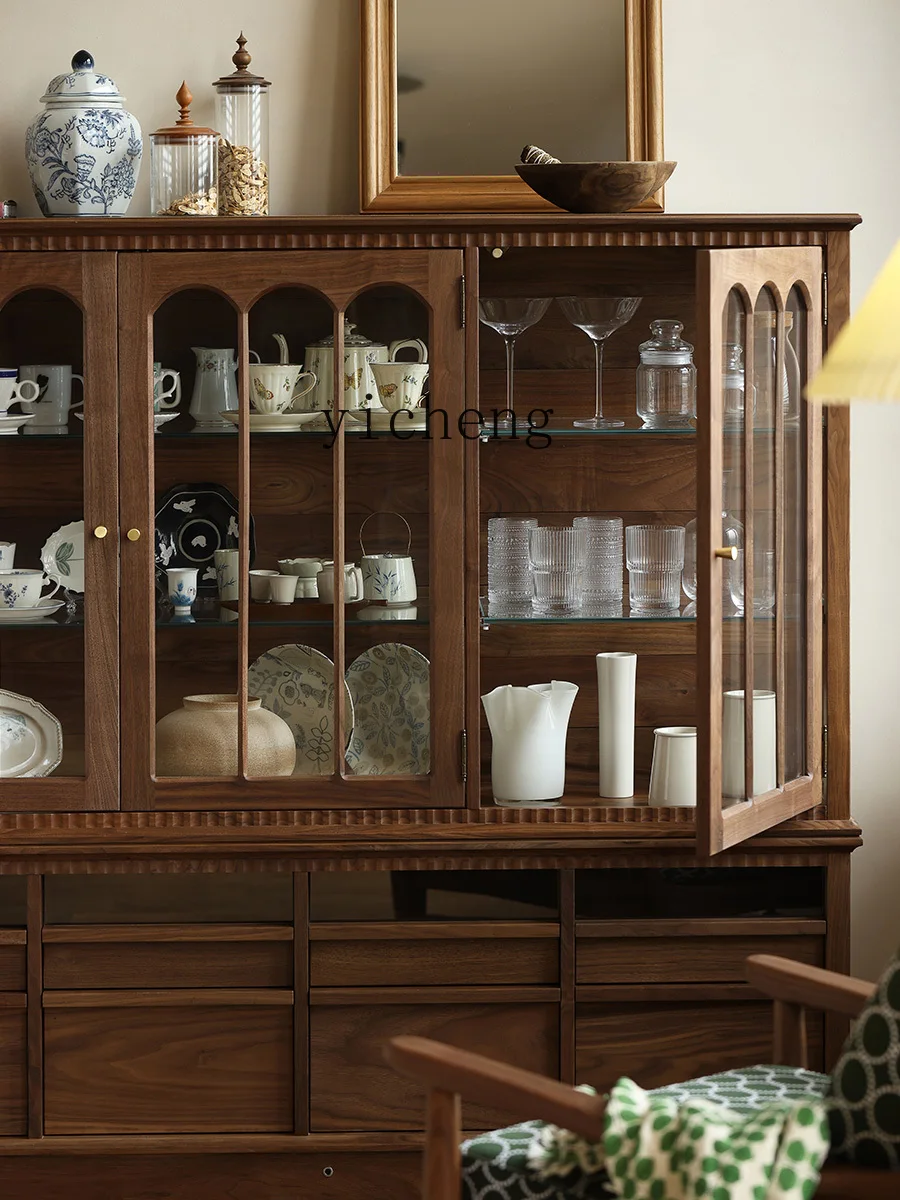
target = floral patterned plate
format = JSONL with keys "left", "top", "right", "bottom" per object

{"left": 0, "top": 598, "right": 65, "bottom": 624}
{"left": 248, "top": 644, "right": 353, "bottom": 777}
{"left": 0, "top": 689, "right": 62, "bottom": 778}
{"left": 345, "top": 643, "right": 430, "bottom": 775}
{"left": 41, "top": 520, "right": 85, "bottom": 593}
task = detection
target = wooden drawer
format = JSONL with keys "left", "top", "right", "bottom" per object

{"left": 0, "top": 935, "right": 26, "bottom": 991}
{"left": 577, "top": 992, "right": 824, "bottom": 1094}
{"left": 44, "top": 991, "right": 293, "bottom": 1133}
{"left": 310, "top": 988, "right": 559, "bottom": 1131}
{"left": 0, "top": 1003, "right": 27, "bottom": 1136}
{"left": 310, "top": 922, "right": 559, "bottom": 986}
{"left": 576, "top": 920, "right": 825, "bottom": 984}
{"left": 43, "top": 925, "right": 293, "bottom": 988}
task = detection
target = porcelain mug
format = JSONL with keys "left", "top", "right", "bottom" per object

{"left": 648, "top": 726, "right": 697, "bottom": 807}
{"left": 722, "top": 689, "right": 777, "bottom": 799}
{"left": 317, "top": 562, "right": 364, "bottom": 603}
{"left": 250, "top": 365, "right": 317, "bottom": 415}
{"left": 361, "top": 552, "right": 418, "bottom": 604}
{"left": 166, "top": 567, "right": 197, "bottom": 615}
{"left": 370, "top": 363, "right": 430, "bottom": 412}
{"left": 18, "top": 365, "right": 84, "bottom": 427}
{"left": 270, "top": 574, "right": 300, "bottom": 605}
{"left": 0, "top": 543, "right": 14, "bottom": 571}
{"left": 214, "top": 549, "right": 240, "bottom": 602}
{"left": 0, "top": 569, "right": 60, "bottom": 609}
{"left": 153, "top": 363, "right": 181, "bottom": 413}
{"left": 0, "top": 369, "right": 40, "bottom": 415}
{"left": 249, "top": 569, "right": 278, "bottom": 602}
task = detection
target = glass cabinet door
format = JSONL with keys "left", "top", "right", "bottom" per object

{"left": 0, "top": 254, "right": 119, "bottom": 810}
{"left": 696, "top": 248, "right": 823, "bottom": 855}
{"left": 118, "top": 250, "right": 465, "bottom": 809}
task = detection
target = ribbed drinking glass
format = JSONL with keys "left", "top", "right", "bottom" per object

{"left": 625, "top": 524, "right": 685, "bottom": 613}
{"left": 487, "top": 517, "right": 538, "bottom": 608}
{"left": 528, "top": 526, "right": 586, "bottom": 615}
{"left": 574, "top": 516, "right": 623, "bottom": 603}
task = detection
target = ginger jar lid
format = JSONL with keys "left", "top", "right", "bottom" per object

{"left": 40, "top": 51, "right": 125, "bottom": 106}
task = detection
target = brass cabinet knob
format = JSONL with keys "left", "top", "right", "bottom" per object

{"left": 126, "top": 528, "right": 141, "bottom": 542}
{"left": 93, "top": 525, "right": 108, "bottom": 539}
{"left": 715, "top": 546, "right": 738, "bottom": 560}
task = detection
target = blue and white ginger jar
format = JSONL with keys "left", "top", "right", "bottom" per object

{"left": 25, "top": 50, "right": 142, "bottom": 217}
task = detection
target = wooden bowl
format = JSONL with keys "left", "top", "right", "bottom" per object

{"left": 515, "top": 160, "right": 676, "bottom": 213}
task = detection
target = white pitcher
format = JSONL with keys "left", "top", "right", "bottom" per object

{"left": 481, "top": 681, "right": 578, "bottom": 804}
{"left": 189, "top": 347, "right": 260, "bottom": 431}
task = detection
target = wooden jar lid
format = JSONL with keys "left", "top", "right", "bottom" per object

{"left": 152, "top": 83, "right": 218, "bottom": 140}
{"left": 213, "top": 33, "right": 271, "bottom": 90}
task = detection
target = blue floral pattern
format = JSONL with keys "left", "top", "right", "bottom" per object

{"left": 26, "top": 100, "right": 141, "bottom": 216}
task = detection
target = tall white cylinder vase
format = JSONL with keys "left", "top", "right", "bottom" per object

{"left": 596, "top": 652, "right": 636, "bottom": 798}
{"left": 722, "top": 689, "right": 777, "bottom": 799}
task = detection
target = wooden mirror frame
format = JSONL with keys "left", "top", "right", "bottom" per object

{"left": 360, "top": 0, "right": 664, "bottom": 213}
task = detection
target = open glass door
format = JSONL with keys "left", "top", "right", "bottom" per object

{"left": 696, "top": 249, "right": 823, "bottom": 855}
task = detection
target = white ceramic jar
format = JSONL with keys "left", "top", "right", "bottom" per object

{"left": 25, "top": 50, "right": 142, "bottom": 217}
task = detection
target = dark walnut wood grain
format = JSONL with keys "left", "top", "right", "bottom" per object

{"left": 576, "top": 933, "right": 824, "bottom": 985}
{"left": 310, "top": 1000, "right": 559, "bottom": 1131}
{"left": 576, "top": 998, "right": 824, "bottom": 1094}
{"left": 44, "top": 1004, "right": 293, "bottom": 1134}
{"left": 43, "top": 939, "right": 293, "bottom": 989}
{"left": 0, "top": 1007, "right": 27, "bottom": 1135}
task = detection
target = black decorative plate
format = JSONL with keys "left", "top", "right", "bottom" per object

{"left": 155, "top": 482, "right": 255, "bottom": 594}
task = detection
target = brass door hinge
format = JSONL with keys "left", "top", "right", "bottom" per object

{"left": 822, "top": 271, "right": 828, "bottom": 327}
{"left": 460, "top": 274, "right": 466, "bottom": 328}
{"left": 823, "top": 725, "right": 828, "bottom": 779}
{"left": 460, "top": 729, "right": 468, "bottom": 784}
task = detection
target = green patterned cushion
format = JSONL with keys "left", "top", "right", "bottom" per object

{"left": 828, "top": 948, "right": 900, "bottom": 1167}
{"left": 461, "top": 1066, "right": 828, "bottom": 1200}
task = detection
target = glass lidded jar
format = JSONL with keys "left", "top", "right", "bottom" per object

{"left": 213, "top": 33, "right": 271, "bottom": 215}
{"left": 635, "top": 319, "right": 697, "bottom": 429}
{"left": 150, "top": 83, "right": 219, "bottom": 216}
{"left": 723, "top": 341, "right": 746, "bottom": 429}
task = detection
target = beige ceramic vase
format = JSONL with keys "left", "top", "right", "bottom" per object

{"left": 155, "top": 694, "right": 296, "bottom": 777}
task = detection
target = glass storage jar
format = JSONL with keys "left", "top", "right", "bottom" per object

{"left": 151, "top": 84, "right": 219, "bottom": 216}
{"left": 753, "top": 311, "right": 802, "bottom": 426}
{"left": 682, "top": 470, "right": 744, "bottom": 608}
{"left": 636, "top": 319, "right": 697, "bottom": 428}
{"left": 723, "top": 341, "right": 746, "bottom": 429}
{"left": 213, "top": 34, "right": 270, "bottom": 215}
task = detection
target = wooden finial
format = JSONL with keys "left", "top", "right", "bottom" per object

{"left": 232, "top": 33, "right": 252, "bottom": 72}
{"left": 175, "top": 82, "right": 194, "bottom": 126}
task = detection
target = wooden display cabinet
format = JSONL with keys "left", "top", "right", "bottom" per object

{"left": 0, "top": 214, "right": 857, "bottom": 1198}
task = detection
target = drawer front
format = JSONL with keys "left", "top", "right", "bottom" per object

{"left": 44, "top": 1005, "right": 293, "bottom": 1133}
{"left": 311, "top": 938, "right": 558, "bottom": 986}
{"left": 577, "top": 935, "right": 823, "bottom": 984}
{"left": 44, "top": 940, "right": 293, "bottom": 989}
{"left": 0, "top": 945, "right": 25, "bottom": 991}
{"left": 0, "top": 1008, "right": 26, "bottom": 1136}
{"left": 577, "top": 1000, "right": 824, "bottom": 1094}
{"left": 311, "top": 1001, "right": 559, "bottom": 1131}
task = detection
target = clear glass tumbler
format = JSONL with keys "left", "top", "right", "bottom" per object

{"left": 487, "top": 518, "right": 538, "bottom": 607}
{"left": 574, "top": 517, "right": 623, "bottom": 603}
{"left": 729, "top": 548, "right": 776, "bottom": 615}
{"left": 626, "top": 525, "right": 685, "bottom": 613}
{"left": 528, "top": 526, "right": 586, "bottom": 615}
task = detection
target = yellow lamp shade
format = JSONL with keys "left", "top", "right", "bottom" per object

{"left": 807, "top": 237, "right": 900, "bottom": 404}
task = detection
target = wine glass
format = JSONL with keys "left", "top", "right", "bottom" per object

{"left": 558, "top": 296, "right": 642, "bottom": 429}
{"left": 478, "top": 298, "right": 551, "bottom": 430}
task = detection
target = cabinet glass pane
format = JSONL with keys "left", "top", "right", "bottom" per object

{"left": 152, "top": 289, "right": 241, "bottom": 777}
{"left": 722, "top": 287, "right": 747, "bottom": 802}
{"left": 0, "top": 290, "right": 85, "bottom": 779}
{"left": 342, "top": 287, "right": 431, "bottom": 779}
{"left": 784, "top": 288, "right": 808, "bottom": 782}
{"left": 245, "top": 287, "right": 335, "bottom": 780}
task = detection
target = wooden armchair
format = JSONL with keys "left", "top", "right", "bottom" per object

{"left": 387, "top": 954, "right": 900, "bottom": 1200}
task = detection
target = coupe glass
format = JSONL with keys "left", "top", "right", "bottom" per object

{"left": 558, "top": 296, "right": 642, "bottom": 429}
{"left": 478, "top": 298, "right": 551, "bottom": 431}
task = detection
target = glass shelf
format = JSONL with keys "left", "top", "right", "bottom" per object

{"left": 479, "top": 598, "right": 695, "bottom": 623}
{"left": 157, "top": 600, "right": 430, "bottom": 628}
{"left": 479, "top": 425, "right": 696, "bottom": 441}
{"left": 0, "top": 615, "right": 85, "bottom": 629}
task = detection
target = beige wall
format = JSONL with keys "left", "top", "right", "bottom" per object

{"left": 1, "top": 0, "right": 896, "bottom": 977}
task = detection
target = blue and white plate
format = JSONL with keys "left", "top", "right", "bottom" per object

{"left": 248, "top": 644, "right": 353, "bottom": 776}
{"left": 345, "top": 643, "right": 430, "bottom": 775}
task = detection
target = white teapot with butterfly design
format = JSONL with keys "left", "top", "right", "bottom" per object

{"left": 301, "top": 319, "right": 427, "bottom": 413}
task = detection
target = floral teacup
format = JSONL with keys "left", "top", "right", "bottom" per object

{"left": 0, "top": 569, "right": 60, "bottom": 609}
{"left": 370, "top": 363, "right": 429, "bottom": 412}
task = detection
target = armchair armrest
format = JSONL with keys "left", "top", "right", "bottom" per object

{"left": 386, "top": 1036, "right": 607, "bottom": 1141}
{"left": 746, "top": 955, "right": 875, "bottom": 1018}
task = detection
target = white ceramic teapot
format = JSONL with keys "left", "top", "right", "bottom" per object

{"left": 302, "top": 319, "right": 427, "bottom": 413}
{"left": 359, "top": 512, "right": 417, "bottom": 605}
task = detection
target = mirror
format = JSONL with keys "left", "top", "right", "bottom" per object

{"left": 397, "top": 0, "right": 626, "bottom": 176}
{"left": 360, "top": 0, "right": 663, "bottom": 212}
